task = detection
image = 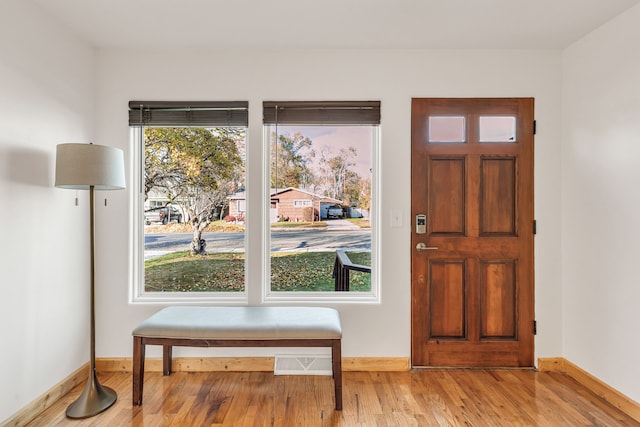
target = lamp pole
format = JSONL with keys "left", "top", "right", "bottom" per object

{"left": 66, "top": 185, "right": 117, "bottom": 419}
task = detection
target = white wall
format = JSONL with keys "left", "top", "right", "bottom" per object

{"left": 0, "top": 2, "right": 96, "bottom": 423}
{"left": 94, "top": 48, "right": 564, "bottom": 361}
{"left": 562, "top": 4, "right": 640, "bottom": 403}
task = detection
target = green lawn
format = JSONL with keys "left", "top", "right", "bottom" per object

{"left": 145, "top": 251, "right": 371, "bottom": 292}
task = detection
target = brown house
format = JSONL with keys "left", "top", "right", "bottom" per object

{"left": 228, "top": 188, "right": 342, "bottom": 222}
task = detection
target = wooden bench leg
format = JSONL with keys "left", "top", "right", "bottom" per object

{"left": 332, "top": 339, "right": 343, "bottom": 410}
{"left": 163, "top": 345, "right": 173, "bottom": 376}
{"left": 132, "top": 336, "right": 145, "bottom": 405}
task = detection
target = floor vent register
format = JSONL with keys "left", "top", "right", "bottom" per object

{"left": 274, "top": 355, "right": 333, "bottom": 376}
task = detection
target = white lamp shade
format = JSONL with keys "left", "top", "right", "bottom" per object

{"left": 55, "top": 143, "right": 126, "bottom": 190}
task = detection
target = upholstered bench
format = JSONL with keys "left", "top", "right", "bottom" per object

{"left": 132, "top": 306, "right": 343, "bottom": 410}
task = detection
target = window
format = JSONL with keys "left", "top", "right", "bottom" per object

{"left": 479, "top": 116, "right": 517, "bottom": 142}
{"left": 130, "top": 101, "right": 248, "bottom": 302}
{"left": 130, "top": 100, "right": 380, "bottom": 304}
{"left": 293, "top": 199, "right": 313, "bottom": 207}
{"left": 263, "top": 101, "right": 380, "bottom": 301}
{"left": 428, "top": 116, "right": 466, "bottom": 143}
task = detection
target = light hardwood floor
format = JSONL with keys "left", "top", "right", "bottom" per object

{"left": 25, "top": 369, "right": 638, "bottom": 426}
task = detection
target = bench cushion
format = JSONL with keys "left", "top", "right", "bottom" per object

{"left": 132, "top": 306, "right": 342, "bottom": 340}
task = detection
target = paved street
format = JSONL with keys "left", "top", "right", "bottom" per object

{"left": 144, "top": 222, "right": 371, "bottom": 259}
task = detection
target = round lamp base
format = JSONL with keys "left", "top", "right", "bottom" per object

{"left": 66, "top": 372, "right": 117, "bottom": 419}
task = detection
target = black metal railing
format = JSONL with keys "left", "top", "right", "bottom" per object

{"left": 332, "top": 250, "right": 371, "bottom": 291}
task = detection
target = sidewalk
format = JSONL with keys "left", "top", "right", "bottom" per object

{"left": 324, "top": 219, "right": 361, "bottom": 231}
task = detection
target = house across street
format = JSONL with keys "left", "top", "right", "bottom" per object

{"left": 228, "top": 187, "right": 364, "bottom": 223}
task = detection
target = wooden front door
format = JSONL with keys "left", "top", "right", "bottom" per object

{"left": 411, "top": 98, "right": 535, "bottom": 367}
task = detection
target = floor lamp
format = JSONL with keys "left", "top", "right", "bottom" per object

{"left": 55, "top": 143, "right": 125, "bottom": 418}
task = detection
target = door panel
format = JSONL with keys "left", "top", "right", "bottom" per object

{"left": 429, "top": 261, "right": 466, "bottom": 338}
{"left": 429, "top": 158, "right": 465, "bottom": 235}
{"left": 479, "top": 158, "right": 516, "bottom": 235}
{"left": 480, "top": 260, "right": 516, "bottom": 339}
{"left": 412, "top": 98, "right": 534, "bottom": 367}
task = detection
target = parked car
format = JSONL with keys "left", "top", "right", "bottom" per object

{"left": 144, "top": 206, "right": 182, "bottom": 225}
{"left": 327, "top": 204, "right": 344, "bottom": 219}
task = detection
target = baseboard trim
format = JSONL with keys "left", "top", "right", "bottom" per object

{"left": 344, "top": 357, "right": 410, "bottom": 371}
{"left": 97, "top": 357, "right": 275, "bottom": 372}
{"left": 2, "top": 363, "right": 89, "bottom": 427}
{"left": 538, "top": 357, "right": 640, "bottom": 423}
{"left": 96, "top": 356, "right": 411, "bottom": 373}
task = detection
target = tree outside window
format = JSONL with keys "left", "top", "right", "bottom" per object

{"left": 142, "top": 126, "right": 247, "bottom": 292}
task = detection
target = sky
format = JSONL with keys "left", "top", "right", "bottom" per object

{"left": 273, "top": 125, "right": 373, "bottom": 178}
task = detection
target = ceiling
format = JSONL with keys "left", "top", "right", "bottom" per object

{"left": 30, "top": 0, "right": 640, "bottom": 50}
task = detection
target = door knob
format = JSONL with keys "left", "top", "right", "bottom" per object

{"left": 416, "top": 243, "right": 438, "bottom": 252}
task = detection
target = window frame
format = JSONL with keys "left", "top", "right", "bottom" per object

{"left": 261, "top": 101, "right": 381, "bottom": 303}
{"left": 129, "top": 100, "right": 381, "bottom": 305}
{"left": 129, "top": 101, "right": 249, "bottom": 304}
